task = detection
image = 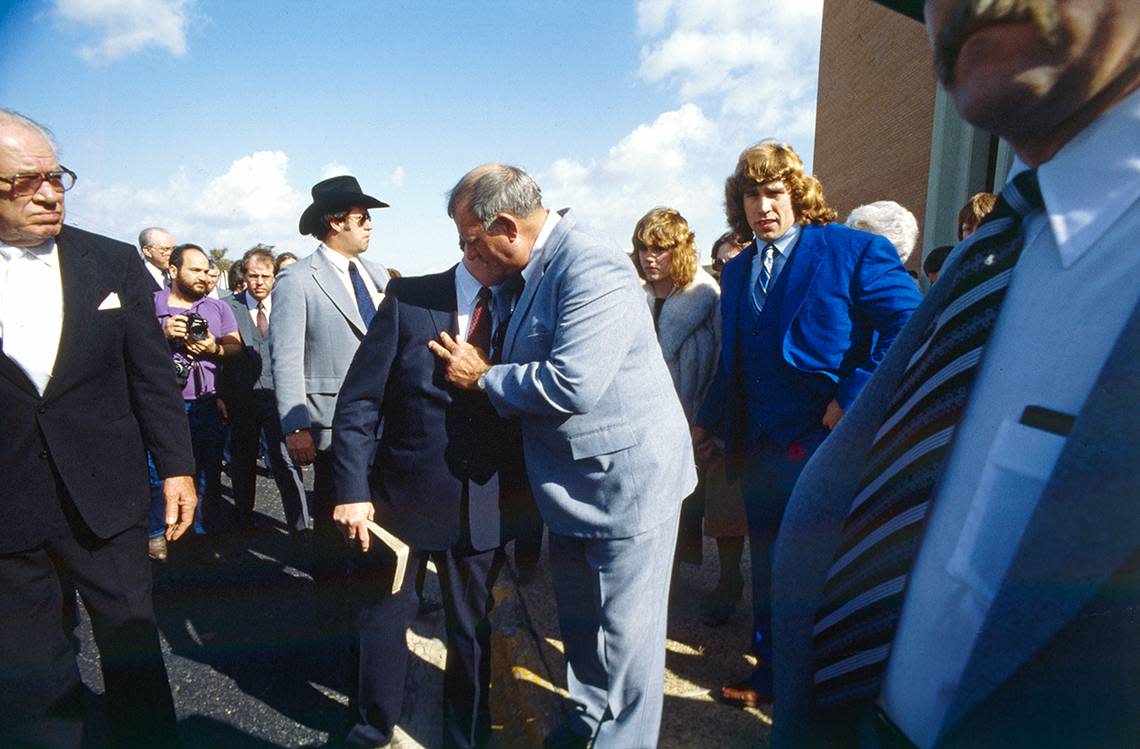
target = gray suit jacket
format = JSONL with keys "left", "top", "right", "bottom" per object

{"left": 482, "top": 209, "right": 697, "bottom": 539}
{"left": 269, "top": 246, "right": 388, "bottom": 450}
{"left": 770, "top": 243, "right": 1140, "bottom": 747}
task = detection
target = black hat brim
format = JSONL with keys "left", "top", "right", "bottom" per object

{"left": 298, "top": 193, "right": 389, "bottom": 236}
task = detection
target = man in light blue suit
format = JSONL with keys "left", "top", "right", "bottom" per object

{"left": 270, "top": 175, "right": 389, "bottom": 584}
{"left": 771, "top": 1, "right": 1140, "bottom": 747}
{"left": 693, "top": 142, "right": 921, "bottom": 709}
{"left": 431, "top": 164, "right": 696, "bottom": 749}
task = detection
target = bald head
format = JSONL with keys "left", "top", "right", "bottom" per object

{"left": 139, "top": 227, "right": 175, "bottom": 271}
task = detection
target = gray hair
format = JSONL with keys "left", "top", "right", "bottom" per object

{"left": 138, "top": 226, "right": 171, "bottom": 249}
{"left": 0, "top": 108, "right": 57, "bottom": 149}
{"left": 447, "top": 163, "right": 543, "bottom": 229}
{"left": 845, "top": 200, "right": 919, "bottom": 263}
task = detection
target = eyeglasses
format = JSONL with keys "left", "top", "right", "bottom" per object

{"left": 346, "top": 211, "right": 371, "bottom": 227}
{"left": 0, "top": 167, "right": 77, "bottom": 197}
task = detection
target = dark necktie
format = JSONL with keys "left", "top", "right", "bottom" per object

{"left": 490, "top": 272, "right": 523, "bottom": 364}
{"left": 348, "top": 261, "right": 376, "bottom": 328}
{"left": 752, "top": 243, "right": 778, "bottom": 309}
{"left": 811, "top": 169, "right": 1044, "bottom": 710}
{"left": 256, "top": 301, "right": 268, "bottom": 338}
{"left": 467, "top": 286, "right": 492, "bottom": 352}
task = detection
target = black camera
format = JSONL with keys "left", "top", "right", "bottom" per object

{"left": 172, "top": 353, "right": 194, "bottom": 388}
{"left": 184, "top": 312, "right": 210, "bottom": 342}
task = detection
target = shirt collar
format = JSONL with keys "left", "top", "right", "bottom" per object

{"left": 520, "top": 209, "right": 561, "bottom": 288}
{"left": 319, "top": 243, "right": 354, "bottom": 274}
{"left": 245, "top": 292, "right": 270, "bottom": 314}
{"left": 1008, "top": 86, "right": 1140, "bottom": 268}
{"left": 754, "top": 223, "right": 800, "bottom": 256}
{"left": 454, "top": 260, "right": 485, "bottom": 308}
{"left": 0, "top": 238, "right": 57, "bottom": 267}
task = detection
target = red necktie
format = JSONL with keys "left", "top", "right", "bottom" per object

{"left": 256, "top": 301, "right": 268, "bottom": 337}
{"left": 467, "top": 287, "right": 492, "bottom": 352}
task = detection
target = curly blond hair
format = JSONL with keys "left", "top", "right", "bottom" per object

{"left": 631, "top": 206, "right": 699, "bottom": 289}
{"left": 725, "top": 142, "right": 836, "bottom": 242}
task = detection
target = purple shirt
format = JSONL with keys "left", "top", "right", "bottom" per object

{"left": 153, "top": 288, "right": 239, "bottom": 400}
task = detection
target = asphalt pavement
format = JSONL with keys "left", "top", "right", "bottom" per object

{"left": 74, "top": 464, "right": 771, "bottom": 747}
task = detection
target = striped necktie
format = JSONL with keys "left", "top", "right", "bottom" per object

{"left": 811, "top": 169, "right": 1044, "bottom": 710}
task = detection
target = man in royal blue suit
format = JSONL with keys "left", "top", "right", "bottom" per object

{"left": 330, "top": 252, "right": 532, "bottom": 749}
{"left": 693, "top": 141, "right": 921, "bottom": 708}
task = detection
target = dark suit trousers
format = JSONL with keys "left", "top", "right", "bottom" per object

{"left": 346, "top": 543, "right": 505, "bottom": 749}
{"left": 229, "top": 391, "right": 310, "bottom": 533}
{"left": 740, "top": 425, "right": 829, "bottom": 692}
{"left": 0, "top": 523, "right": 178, "bottom": 749}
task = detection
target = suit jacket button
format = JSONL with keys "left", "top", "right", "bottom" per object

{"left": 37, "top": 405, "right": 47, "bottom": 414}
{"left": 39, "top": 450, "right": 48, "bottom": 459}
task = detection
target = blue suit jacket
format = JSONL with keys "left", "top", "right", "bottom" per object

{"left": 330, "top": 267, "right": 531, "bottom": 551}
{"left": 482, "top": 209, "right": 697, "bottom": 539}
{"left": 697, "top": 223, "right": 920, "bottom": 448}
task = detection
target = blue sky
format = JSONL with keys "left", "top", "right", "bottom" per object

{"left": 1, "top": 0, "right": 823, "bottom": 274}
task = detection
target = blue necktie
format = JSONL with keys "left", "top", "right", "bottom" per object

{"left": 348, "top": 261, "right": 376, "bottom": 328}
{"left": 811, "top": 169, "right": 1044, "bottom": 710}
{"left": 752, "top": 243, "right": 779, "bottom": 310}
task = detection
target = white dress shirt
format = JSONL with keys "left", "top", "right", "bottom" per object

{"left": 0, "top": 238, "right": 64, "bottom": 395}
{"left": 143, "top": 258, "right": 168, "bottom": 288}
{"left": 245, "top": 292, "right": 271, "bottom": 328}
{"left": 318, "top": 244, "right": 383, "bottom": 309}
{"left": 882, "top": 87, "right": 1140, "bottom": 748}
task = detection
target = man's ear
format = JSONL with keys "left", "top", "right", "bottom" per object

{"left": 491, "top": 213, "right": 520, "bottom": 241}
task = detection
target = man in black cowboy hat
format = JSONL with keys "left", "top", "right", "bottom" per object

{"left": 269, "top": 175, "right": 390, "bottom": 585}
{"left": 771, "top": 1, "right": 1140, "bottom": 747}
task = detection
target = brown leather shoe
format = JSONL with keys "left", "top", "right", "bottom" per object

{"left": 715, "top": 680, "right": 770, "bottom": 708}
{"left": 148, "top": 535, "right": 168, "bottom": 562}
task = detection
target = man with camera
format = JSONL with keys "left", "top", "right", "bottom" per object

{"left": 154, "top": 243, "right": 241, "bottom": 547}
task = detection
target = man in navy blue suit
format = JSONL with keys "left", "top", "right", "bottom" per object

{"left": 693, "top": 141, "right": 921, "bottom": 708}
{"left": 330, "top": 253, "right": 531, "bottom": 749}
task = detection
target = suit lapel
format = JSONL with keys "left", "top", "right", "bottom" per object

{"left": 427, "top": 265, "right": 459, "bottom": 337}
{"left": 719, "top": 245, "right": 752, "bottom": 376}
{"left": 942, "top": 298, "right": 1140, "bottom": 736}
{"left": 776, "top": 225, "right": 823, "bottom": 335}
{"left": 311, "top": 249, "right": 367, "bottom": 335}
{"left": 0, "top": 350, "right": 38, "bottom": 398}
{"left": 502, "top": 210, "right": 573, "bottom": 359}
{"left": 44, "top": 230, "right": 100, "bottom": 399}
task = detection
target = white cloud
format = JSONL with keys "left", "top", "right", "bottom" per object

{"left": 55, "top": 0, "right": 192, "bottom": 63}
{"left": 319, "top": 162, "right": 353, "bottom": 180}
{"left": 541, "top": 0, "right": 823, "bottom": 258}
{"left": 543, "top": 104, "right": 722, "bottom": 251}
{"left": 66, "top": 150, "right": 309, "bottom": 257}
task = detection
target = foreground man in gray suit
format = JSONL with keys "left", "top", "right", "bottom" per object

{"left": 432, "top": 164, "right": 696, "bottom": 749}
{"left": 772, "top": 1, "right": 1140, "bottom": 747}
{"left": 270, "top": 176, "right": 389, "bottom": 585}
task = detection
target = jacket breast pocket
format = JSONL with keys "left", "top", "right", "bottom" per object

{"left": 568, "top": 423, "right": 638, "bottom": 460}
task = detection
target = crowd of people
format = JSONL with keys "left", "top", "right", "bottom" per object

{"left": 1, "top": 0, "right": 1137, "bottom": 748}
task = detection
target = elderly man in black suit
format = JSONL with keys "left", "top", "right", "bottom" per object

{"left": 331, "top": 253, "right": 531, "bottom": 749}
{"left": 0, "top": 109, "right": 196, "bottom": 747}
{"left": 218, "top": 246, "right": 310, "bottom": 541}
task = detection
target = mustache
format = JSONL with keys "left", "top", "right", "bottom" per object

{"left": 933, "top": 0, "right": 1063, "bottom": 85}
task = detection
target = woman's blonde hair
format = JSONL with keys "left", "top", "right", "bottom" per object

{"left": 631, "top": 206, "right": 698, "bottom": 289}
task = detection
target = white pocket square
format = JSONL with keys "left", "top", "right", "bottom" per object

{"left": 97, "top": 292, "right": 122, "bottom": 310}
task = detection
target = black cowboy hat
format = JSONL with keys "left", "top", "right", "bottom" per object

{"left": 873, "top": 0, "right": 924, "bottom": 21}
{"left": 298, "top": 175, "right": 389, "bottom": 236}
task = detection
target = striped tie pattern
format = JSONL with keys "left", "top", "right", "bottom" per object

{"left": 811, "top": 170, "right": 1043, "bottom": 709}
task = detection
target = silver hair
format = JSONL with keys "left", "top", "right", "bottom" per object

{"left": 138, "top": 226, "right": 171, "bottom": 249}
{"left": 845, "top": 200, "right": 919, "bottom": 263}
{"left": 447, "top": 164, "right": 543, "bottom": 229}
{"left": 0, "top": 108, "right": 57, "bottom": 150}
